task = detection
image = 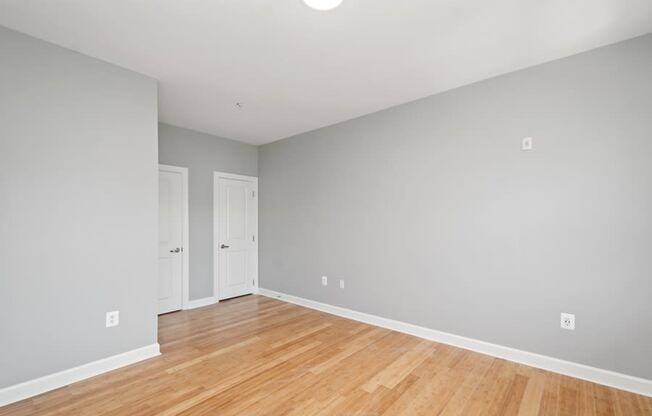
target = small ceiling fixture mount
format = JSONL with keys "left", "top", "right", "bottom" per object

{"left": 303, "top": 0, "right": 343, "bottom": 11}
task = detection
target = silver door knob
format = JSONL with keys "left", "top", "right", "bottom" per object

{"left": 221, "top": 244, "right": 230, "bottom": 249}
{"left": 170, "top": 247, "right": 181, "bottom": 253}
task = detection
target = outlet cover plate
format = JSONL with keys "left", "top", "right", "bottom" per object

{"left": 106, "top": 311, "right": 120, "bottom": 328}
{"left": 560, "top": 313, "right": 575, "bottom": 330}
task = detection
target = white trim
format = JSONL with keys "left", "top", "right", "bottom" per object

{"left": 258, "top": 288, "right": 652, "bottom": 397}
{"left": 0, "top": 344, "right": 160, "bottom": 407}
{"left": 185, "top": 296, "right": 219, "bottom": 310}
{"left": 159, "top": 164, "right": 190, "bottom": 310}
{"left": 213, "top": 172, "right": 259, "bottom": 301}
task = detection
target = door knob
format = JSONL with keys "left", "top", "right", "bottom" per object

{"left": 221, "top": 244, "right": 230, "bottom": 249}
{"left": 169, "top": 247, "right": 181, "bottom": 253}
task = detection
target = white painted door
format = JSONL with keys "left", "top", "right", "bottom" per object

{"left": 215, "top": 175, "right": 257, "bottom": 300}
{"left": 158, "top": 169, "right": 184, "bottom": 314}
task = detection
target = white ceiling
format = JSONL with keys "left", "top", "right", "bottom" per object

{"left": 1, "top": 1, "right": 651, "bottom": 145}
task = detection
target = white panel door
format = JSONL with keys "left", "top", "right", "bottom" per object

{"left": 216, "top": 175, "right": 257, "bottom": 300}
{"left": 158, "top": 169, "right": 184, "bottom": 314}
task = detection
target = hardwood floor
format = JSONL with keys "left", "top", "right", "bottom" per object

{"left": 2, "top": 295, "right": 650, "bottom": 415}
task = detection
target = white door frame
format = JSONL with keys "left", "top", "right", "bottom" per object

{"left": 159, "top": 164, "right": 190, "bottom": 310}
{"left": 213, "top": 171, "right": 259, "bottom": 301}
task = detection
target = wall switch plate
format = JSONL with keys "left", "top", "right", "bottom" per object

{"left": 560, "top": 313, "right": 575, "bottom": 330}
{"left": 106, "top": 311, "right": 119, "bottom": 328}
{"left": 339, "top": 279, "right": 345, "bottom": 289}
{"left": 522, "top": 137, "right": 533, "bottom": 151}
{"left": 321, "top": 276, "right": 328, "bottom": 286}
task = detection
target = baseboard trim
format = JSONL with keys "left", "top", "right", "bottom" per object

{"left": 185, "top": 296, "right": 218, "bottom": 310}
{"left": 0, "top": 343, "right": 160, "bottom": 407}
{"left": 259, "top": 288, "right": 651, "bottom": 397}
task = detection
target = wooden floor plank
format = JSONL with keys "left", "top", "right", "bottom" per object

{"left": 1, "top": 295, "right": 649, "bottom": 416}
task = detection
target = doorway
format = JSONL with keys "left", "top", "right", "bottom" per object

{"left": 213, "top": 172, "right": 258, "bottom": 300}
{"left": 158, "top": 165, "right": 189, "bottom": 314}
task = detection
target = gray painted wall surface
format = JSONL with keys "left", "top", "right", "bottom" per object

{"left": 158, "top": 123, "right": 258, "bottom": 300}
{"left": 0, "top": 27, "right": 159, "bottom": 387}
{"left": 259, "top": 35, "right": 652, "bottom": 379}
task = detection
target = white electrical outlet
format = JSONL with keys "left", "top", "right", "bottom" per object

{"left": 560, "top": 313, "right": 575, "bottom": 330}
{"left": 522, "top": 137, "right": 533, "bottom": 151}
{"left": 106, "top": 311, "right": 119, "bottom": 328}
{"left": 339, "top": 279, "right": 345, "bottom": 289}
{"left": 321, "top": 276, "right": 328, "bottom": 286}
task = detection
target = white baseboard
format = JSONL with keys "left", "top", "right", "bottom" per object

{"left": 0, "top": 343, "right": 160, "bottom": 407}
{"left": 185, "top": 296, "right": 219, "bottom": 310}
{"left": 258, "top": 288, "right": 651, "bottom": 397}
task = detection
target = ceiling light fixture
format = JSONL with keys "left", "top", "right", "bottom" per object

{"left": 303, "top": 0, "right": 343, "bottom": 11}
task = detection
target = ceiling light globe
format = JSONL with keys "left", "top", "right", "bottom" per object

{"left": 303, "top": 0, "right": 343, "bottom": 11}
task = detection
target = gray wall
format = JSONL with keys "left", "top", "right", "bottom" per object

{"left": 259, "top": 35, "right": 652, "bottom": 379}
{"left": 0, "top": 27, "right": 159, "bottom": 388}
{"left": 159, "top": 124, "right": 258, "bottom": 300}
